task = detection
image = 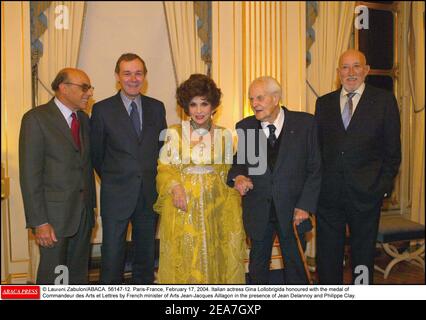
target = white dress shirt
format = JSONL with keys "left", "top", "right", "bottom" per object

{"left": 54, "top": 97, "right": 76, "bottom": 128}
{"left": 120, "top": 91, "right": 143, "bottom": 131}
{"left": 261, "top": 107, "right": 285, "bottom": 138}
{"left": 340, "top": 82, "right": 366, "bottom": 115}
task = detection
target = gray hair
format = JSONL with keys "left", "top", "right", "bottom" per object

{"left": 249, "top": 76, "right": 282, "bottom": 99}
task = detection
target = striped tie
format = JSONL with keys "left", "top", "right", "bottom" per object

{"left": 342, "top": 92, "right": 356, "bottom": 130}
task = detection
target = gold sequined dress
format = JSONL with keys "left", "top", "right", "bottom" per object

{"left": 153, "top": 124, "right": 246, "bottom": 284}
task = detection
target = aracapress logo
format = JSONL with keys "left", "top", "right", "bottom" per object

{"left": 1, "top": 285, "right": 40, "bottom": 299}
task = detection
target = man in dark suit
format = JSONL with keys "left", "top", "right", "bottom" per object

{"left": 19, "top": 68, "right": 96, "bottom": 284}
{"left": 315, "top": 49, "right": 401, "bottom": 284}
{"left": 90, "top": 53, "right": 167, "bottom": 284}
{"left": 227, "top": 76, "right": 321, "bottom": 284}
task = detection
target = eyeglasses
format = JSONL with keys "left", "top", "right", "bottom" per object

{"left": 63, "top": 82, "right": 94, "bottom": 92}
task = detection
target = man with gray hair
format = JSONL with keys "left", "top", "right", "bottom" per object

{"left": 227, "top": 76, "right": 321, "bottom": 284}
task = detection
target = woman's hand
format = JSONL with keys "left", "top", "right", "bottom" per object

{"left": 171, "top": 184, "right": 188, "bottom": 212}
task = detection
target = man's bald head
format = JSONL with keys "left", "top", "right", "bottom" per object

{"left": 51, "top": 68, "right": 89, "bottom": 92}
{"left": 338, "top": 49, "right": 367, "bottom": 68}
{"left": 52, "top": 68, "right": 93, "bottom": 111}
{"left": 337, "top": 49, "right": 370, "bottom": 92}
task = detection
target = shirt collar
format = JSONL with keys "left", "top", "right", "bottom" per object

{"left": 341, "top": 82, "right": 366, "bottom": 98}
{"left": 261, "top": 107, "right": 284, "bottom": 129}
{"left": 120, "top": 91, "right": 141, "bottom": 111}
{"left": 54, "top": 97, "right": 75, "bottom": 120}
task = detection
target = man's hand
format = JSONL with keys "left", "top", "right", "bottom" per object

{"left": 293, "top": 208, "right": 310, "bottom": 226}
{"left": 234, "top": 175, "right": 254, "bottom": 196}
{"left": 171, "top": 184, "right": 188, "bottom": 212}
{"left": 35, "top": 224, "right": 57, "bottom": 248}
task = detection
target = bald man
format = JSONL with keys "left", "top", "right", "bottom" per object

{"left": 19, "top": 68, "right": 96, "bottom": 284}
{"left": 314, "top": 50, "right": 401, "bottom": 284}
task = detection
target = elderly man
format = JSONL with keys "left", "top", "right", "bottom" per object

{"left": 227, "top": 76, "right": 321, "bottom": 284}
{"left": 315, "top": 49, "right": 401, "bottom": 284}
{"left": 20, "top": 68, "right": 96, "bottom": 284}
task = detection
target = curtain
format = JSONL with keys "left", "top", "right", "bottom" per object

{"left": 163, "top": 1, "right": 206, "bottom": 86}
{"left": 304, "top": 2, "right": 355, "bottom": 263}
{"left": 409, "top": 1, "right": 425, "bottom": 225}
{"left": 211, "top": 1, "right": 306, "bottom": 129}
{"left": 163, "top": 1, "right": 206, "bottom": 120}
{"left": 29, "top": 1, "right": 86, "bottom": 282}
{"left": 306, "top": 2, "right": 355, "bottom": 114}
{"left": 211, "top": 1, "right": 308, "bottom": 268}
{"left": 211, "top": 1, "right": 243, "bottom": 129}
{"left": 36, "top": 1, "right": 86, "bottom": 105}
{"left": 242, "top": 1, "right": 307, "bottom": 116}
{"left": 1, "top": 1, "right": 32, "bottom": 283}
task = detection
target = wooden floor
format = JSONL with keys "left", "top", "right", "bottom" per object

{"left": 372, "top": 255, "right": 424, "bottom": 285}
{"left": 89, "top": 245, "right": 425, "bottom": 284}
{"left": 306, "top": 258, "right": 425, "bottom": 285}
{"left": 310, "top": 243, "right": 425, "bottom": 285}
{"left": 363, "top": 246, "right": 423, "bottom": 285}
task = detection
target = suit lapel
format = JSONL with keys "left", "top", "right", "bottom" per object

{"left": 346, "top": 85, "right": 375, "bottom": 132}
{"left": 78, "top": 111, "right": 88, "bottom": 159}
{"left": 112, "top": 92, "right": 141, "bottom": 143}
{"left": 140, "top": 95, "right": 154, "bottom": 144}
{"left": 45, "top": 99, "right": 80, "bottom": 151}
{"left": 330, "top": 90, "right": 347, "bottom": 132}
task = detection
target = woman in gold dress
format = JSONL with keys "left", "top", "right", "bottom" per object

{"left": 154, "top": 74, "right": 246, "bottom": 284}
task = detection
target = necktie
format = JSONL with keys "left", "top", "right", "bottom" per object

{"left": 342, "top": 92, "right": 356, "bottom": 130}
{"left": 130, "top": 101, "right": 142, "bottom": 137}
{"left": 267, "top": 124, "right": 277, "bottom": 147}
{"left": 71, "top": 113, "right": 81, "bottom": 150}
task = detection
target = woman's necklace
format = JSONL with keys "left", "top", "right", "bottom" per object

{"left": 190, "top": 119, "right": 212, "bottom": 159}
{"left": 190, "top": 118, "right": 212, "bottom": 134}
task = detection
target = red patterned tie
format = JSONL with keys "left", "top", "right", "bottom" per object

{"left": 71, "top": 113, "right": 81, "bottom": 150}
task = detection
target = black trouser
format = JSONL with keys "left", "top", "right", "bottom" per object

{"left": 249, "top": 218, "right": 308, "bottom": 285}
{"left": 316, "top": 195, "right": 381, "bottom": 285}
{"left": 37, "top": 207, "right": 92, "bottom": 285}
{"left": 100, "top": 194, "right": 157, "bottom": 285}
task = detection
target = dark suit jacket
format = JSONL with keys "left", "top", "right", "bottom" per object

{"left": 227, "top": 107, "right": 322, "bottom": 240}
{"left": 19, "top": 99, "right": 96, "bottom": 237}
{"left": 314, "top": 84, "right": 401, "bottom": 212}
{"left": 90, "top": 92, "right": 167, "bottom": 220}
